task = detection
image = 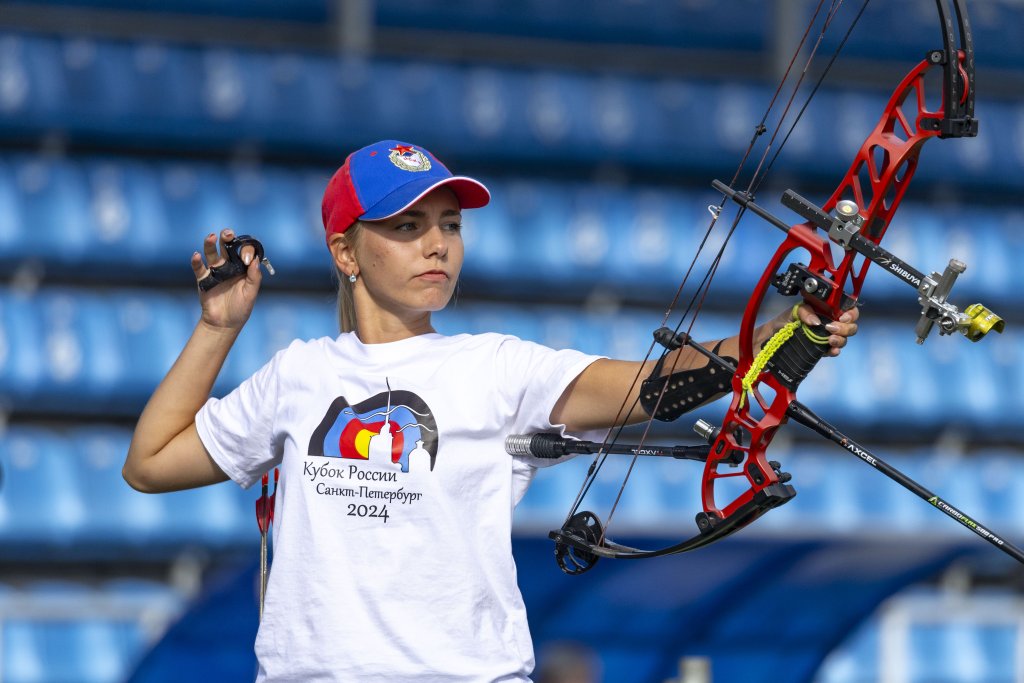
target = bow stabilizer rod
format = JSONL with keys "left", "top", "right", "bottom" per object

{"left": 787, "top": 401, "right": 1024, "bottom": 564}
{"left": 505, "top": 432, "right": 710, "bottom": 462}
{"left": 657, "top": 330, "right": 1024, "bottom": 566}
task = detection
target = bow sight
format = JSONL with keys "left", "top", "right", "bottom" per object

{"left": 712, "top": 181, "right": 1004, "bottom": 346}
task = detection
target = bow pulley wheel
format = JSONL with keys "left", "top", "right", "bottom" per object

{"left": 551, "top": 511, "right": 604, "bottom": 575}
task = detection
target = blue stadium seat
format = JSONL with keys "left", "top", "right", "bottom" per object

{"left": 513, "top": 456, "right": 591, "bottom": 529}
{"left": 0, "top": 290, "right": 44, "bottom": 405}
{"left": 0, "top": 34, "right": 64, "bottom": 134}
{"left": 245, "top": 52, "right": 342, "bottom": 142}
{"left": 0, "top": 424, "right": 254, "bottom": 551}
{"left": 0, "top": 578, "right": 183, "bottom": 683}
{"left": 965, "top": 207, "right": 1019, "bottom": 307}
{"left": 815, "top": 618, "right": 880, "bottom": 682}
{"left": 157, "top": 161, "right": 236, "bottom": 257}
{"left": 58, "top": 38, "right": 143, "bottom": 133}
{"left": 635, "top": 455, "right": 705, "bottom": 526}
{"left": 20, "top": 581, "right": 137, "bottom": 683}
{"left": 861, "top": 328, "right": 940, "bottom": 426}
{"left": 968, "top": 451, "right": 1024, "bottom": 537}
{"left": 907, "top": 621, "right": 992, "bottom": 683}
{"left": 64, "top": 426, "right": 170, "bottom": 546}
{"left": 78, "top": 159, "right": 171, "bottom": 273}
{"left": 376, "top": 0, "right": 766, "bottom": 51}
{"left": 0, "top": 157, "right": 21, "bottom": 260}
{"left": 35, "top": 289, "right": 125, "bottom": 411}
{"left": 217, "top": 294, "right": 335, "bottom": 391}
{"left": 458, "top": 68, "right": 526, "bottom": 151}
{"left": 533, "top": 307, "right": 605, "bottom": 357}
{"left": 0, "top": 428, "right": 87, "bottom": 547}
{"left": 50, "top": 618, "right": 135, "bottom": 683}
{"left": 7, "top": 156, "right": 93, "bottom": 265}
{"left": 972, "top": 622, "right": 1019, "bottom": 682}
{"left": 844, "top": 451, "right": 928, "bottom": 532}
{"left": 9, "top": 0, "right": 330, "bottom": 21}
{"left": 161, "top": 479, "right": 254, "bottom": 547}
{"left": 768, "top": 449, "right": 863, "bottom": 532}
{"left": 2, "top": 620, "right": 47, "bottom": 683}
{"left": 107, "top": 291, "right": 195, "bottom": 402}
{"left": 446, "top": 304, "right": 543, "bottom": 343}
{"left": 226, "top": 165, "right": 323, "bottom": 273}
{"left": 101, "top": 577, "right": 184, "bottom": 615}
{"left": 603, "top": 186, "right": 683, "bottom": 292}
{"left": 912, "top": 204, "right": 1010, "bottom": 305}
{"left": 459, "top": 179, "right": 521, "bottom": 283}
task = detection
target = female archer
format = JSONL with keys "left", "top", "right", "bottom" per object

{"left": 122, "top": 139, "right": 858, "bottom": 682}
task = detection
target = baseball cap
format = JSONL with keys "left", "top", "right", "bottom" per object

{"left": 321, "top": 140, "right": 491, "bottom": 237}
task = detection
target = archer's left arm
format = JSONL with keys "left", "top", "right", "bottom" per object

{"left": 551, "top": 304, "right": 859, "bottom": 432}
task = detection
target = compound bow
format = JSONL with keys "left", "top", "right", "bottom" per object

{"left": 511, "top": 0, "right": 1016, "bottom": 574}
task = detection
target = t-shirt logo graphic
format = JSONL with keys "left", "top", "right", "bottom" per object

{"left": 308, "top": 386, "right": 438, "bottom": 473}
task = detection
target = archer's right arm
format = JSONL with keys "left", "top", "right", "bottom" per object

{"left": 123, "top": 229, "right": 262, "bottom": 493}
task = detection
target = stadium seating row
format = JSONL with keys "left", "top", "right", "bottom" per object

{"left": 7, "top": 0, "right": 330, "bottom": 21}
{"left": 0, "top": 426, "right": 258, "bottom": 551}
{"left": 377, "top": 0, "right": 1024, "bottom": 73}
{"left": 0, "top": 31, "right": 1020, "bottom": 188}
{"left": 0, "top": 287, "right": 1017, "bottom": 428}
{"left": 817, "top": 589, "right": 1024, "bottom": 683}
{"left": 0, "top": 154, "right": 1018, "bottom": 303}
{"left": 0, "top": 578, "right": 184, "bottom": 683}
{"left": 1, "top": 424, "right": 1022, "bottom": 551}
{"left": 8, "top": 0, "right": 1024, "bottom": 72}
{"left": 1, "top": 573, "right": 1021, "bottom": 683}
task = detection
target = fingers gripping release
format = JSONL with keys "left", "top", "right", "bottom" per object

{"left": 198, "top": 234, "right": 275, "bottom": 292}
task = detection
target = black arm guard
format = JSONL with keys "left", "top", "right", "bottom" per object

{"left": 640, "top": 343, "right": 737, "bottom": 422}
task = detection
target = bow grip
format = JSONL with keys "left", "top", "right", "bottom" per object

{"left": 763, "top": 318, "right": 832, "bottom": 392}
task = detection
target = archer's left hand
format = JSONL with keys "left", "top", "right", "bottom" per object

{"left": 792, "top": 303, "right": 859, "bottom": 357}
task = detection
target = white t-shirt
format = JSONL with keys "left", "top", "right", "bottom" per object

{"left": 195, "top": 331, "right": 604, "bottom": 682}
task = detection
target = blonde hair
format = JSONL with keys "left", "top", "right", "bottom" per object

{"left": 333, "top": 222, "right": 362, "bottom": 334}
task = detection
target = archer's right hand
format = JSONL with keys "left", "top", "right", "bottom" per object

{"left": 191, "top": 228, "right": 262, "bottom": 331}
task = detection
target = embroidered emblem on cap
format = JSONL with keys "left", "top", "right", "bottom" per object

{"left": 388, "top": 144, "right": 432, "bottom": 172}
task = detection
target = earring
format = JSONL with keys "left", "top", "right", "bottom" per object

{"left": 348, "top": 273, "right": 357, "bottom": 283}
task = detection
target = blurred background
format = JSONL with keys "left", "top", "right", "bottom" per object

{"left": 0, "top": 0, "right": 1022, "bottom": 681}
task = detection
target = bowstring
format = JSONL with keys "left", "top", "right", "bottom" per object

{"left": 563, "top": 0, "right": 849, "bottom": 542}
{"left": 657, "top": 0, "right": 855, "bottom": 363}
{"left": 753, "top": 0, "right": 872, "bottom": 196}
{"left": 600, "top": 0, "right": 873, "bottom": 543}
